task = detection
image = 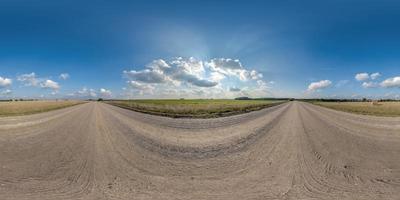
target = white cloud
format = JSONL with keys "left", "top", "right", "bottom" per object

{"left": 370, "top": 72, "right": 381, "bottom": 80}
{"left": 362, "top": 82, "right": 378, "bottom": 88}
{"left": 59, "top": 73, "right": 70, "bottom": 80}
{"left": 380, "top": 76, "right": 400, "bottom": 88}
{"left": 127, "top": 81, "right": 155, "bottom": 95}
{"left": 1, "top": 89, "right": 12, "bottom": 95}
{"left": 205, "top": 58, "right": 263, "bottom": 81}
{"left": 17, "top": 73, "right": 61, "bottom": 91}
{"left": 100, "top": 88, "right": 112, "bottom": 98}
{"left": 0, "top": 76, "right": 12, "bottom": 87}
{"left": 40, "top": 80, "right": 60, "bottom": 90}
{"left": 209, "top": 71, "right": 226, "bottom": 82}
{"left": 355, "top": 73, "right": 369, "bottom": 81}
{"left": 17, "top": 72, "right": 39, "bottom": 86}
{"left": 123, "top": 69, "right": 166, "bottom": 84}
{"left": 122, "top": 57, "right": 270, "bottom": 98}
{"left": 124, "top": 57, "right": 217, "bottom": 87}
{"left": 307, "top": 80, "right": 332, "bottom": 92}
{"left": 69, "top": 87, "right": 97, "bottom": 98}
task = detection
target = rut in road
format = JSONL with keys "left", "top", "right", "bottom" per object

{"left": 0, "top": 101, "right": 399, "bottom": 200}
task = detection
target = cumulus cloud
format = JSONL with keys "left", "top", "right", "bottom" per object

{"left": 0, "top": 76, "right": 12, "bottom": 87}
{"left": 123, "top": 57, "right": 269, "bottom": 98}
{"left": 370, "top": 72, "right": 381, "bottom": 80}
{"left": 126, "top": 81, "right": 155, "bottom": 95}
{"left": 124, "top": 69, "right": 166, "bottom": 84}
{"left": 307, "top": 80, "right": 332, "bottom": 92}
{"left": 205, "top": 58, "right": 263, "bottom": 81}
{"left": 362, "top": 82, "right": 378, "bottom": 88}
{"left": 59, "top": 73, "right": 70, "bottom": 80}
{"left": 1, "top": 89, "right": 12, "bottom": 95}
{"left": 69, "top": 87, "right": 97, "bottom": 98}
{"left": 380, "top": 76, "right": 400, "bottom": 88}
{"left": 17, "top": 72, "right": 39, "bottom": 86}
{"left": 17, "top": 73, "right": 61, "bottom": 91}
{"left": 124, "top": 57, "right": 217, "bottom": 87}
{"left": 100, "top": 88, "right": 112, "bottom": 98}
{"left": 355, "top": 73, "right": 369, "bottom": 81}
{"left": 40, "top": 80, "right": 60, "bottom": 90}
{"left": 355, "top": 72, "right": 381, "bottom": 82}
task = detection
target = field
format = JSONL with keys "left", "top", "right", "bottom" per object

{"left": 312, "top": 101, "right": 400, "bottom": 117}
{"left": 0, "top": 100, "right": 84, "bottom": 117}
{"left": 107, "top": 99, "right": 285, "bottom": 118}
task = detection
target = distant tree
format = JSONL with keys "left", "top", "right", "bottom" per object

{"left": 235, "top": 97, "right": 251, "bottom": 100}
{"left": 97, "top": 98, "right": 103, "bottom": 101}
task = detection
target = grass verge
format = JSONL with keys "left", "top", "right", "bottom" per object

{"left": 0, "top": 100, "right": 84, "bottom": 117}
{"left": 311, "top": 101, "right": 400, "bottom": 117}
{"left": 107, "top": 99, "right": 285, "bottom": 118}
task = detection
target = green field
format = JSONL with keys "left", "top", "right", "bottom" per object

{"left": 107, "top": 99, "right": 285, "bottom": 118}
{"left": 0, "top": 100, "right": 84, "bottom": 117}
{"left": 312, "top": 101, "right": 400, "bottom": 117}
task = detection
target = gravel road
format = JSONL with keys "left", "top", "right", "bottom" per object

{"left": 1, "top": 101, "right": 399, "bottom": 199}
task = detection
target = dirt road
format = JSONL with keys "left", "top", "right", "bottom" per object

{"left": 1, "top": 101, "right": 399, "bottom": 199}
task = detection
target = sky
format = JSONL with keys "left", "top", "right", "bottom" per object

{"left": 0, "top": 0, "right": 400, "bottom": 99}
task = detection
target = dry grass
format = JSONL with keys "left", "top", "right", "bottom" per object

{"left": 312, "top": 101, "right": 400, "bottom": 117}
{"left": 0, "top": 100, "right": 84, "bottom": 117}
{"left": 107, "top": 99, "right": 285, "bottom": 118}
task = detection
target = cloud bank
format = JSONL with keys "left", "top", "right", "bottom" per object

{"left": 122, "top": 57, "right": 270, "bottom": 98}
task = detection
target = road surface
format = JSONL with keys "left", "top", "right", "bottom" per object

{"left": 0, "top": 101, "right": 399, "bottom": 199}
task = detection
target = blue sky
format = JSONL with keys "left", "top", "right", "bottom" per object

{"left": 0, "top": 0, "right": 399, "bottom": 99}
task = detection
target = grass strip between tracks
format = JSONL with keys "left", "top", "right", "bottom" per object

{"left": 106, "top": 99, "right": 286, "bottom": 118}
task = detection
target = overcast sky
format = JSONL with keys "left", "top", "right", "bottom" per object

{"left": 0, "top": 0, "right": 400, "bottom": 99}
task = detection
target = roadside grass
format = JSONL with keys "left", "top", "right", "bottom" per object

{"left": 0, "top": 100, "right": 84, "bottom": 117}
{"left": 311, "top": 101, "right": 400, "bottom": 117}
{"left": 107, "top": 99, "right": 285, "bottom": 118}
